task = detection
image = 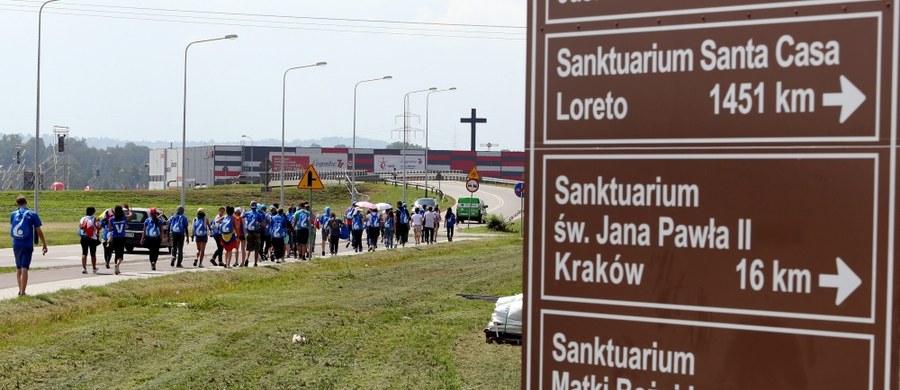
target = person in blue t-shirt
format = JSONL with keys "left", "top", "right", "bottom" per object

{"left": 10, "top": 196, "right": 47, "bottom": 296}
{"left": 444, "top": 207, "right": 456, "bottom": 242}
{"left": 293, "top": 202, "right": 311, "bottom": 260}
{"left": 350, "top": 209, "right": 364, "bottom": 253}
{"left": 192, "top": 208, "right": 210, "bottom": 268}
{"left": 140, "top": 208, "right": 165, "bottom": 271}
{"left": 167, "top": 206, "right": 189, "bottom": 268}
{"left": 108, "top": 205, "right": 130, "bottom": 275}
{"left": 318, "top": 206, "right": 331, "bottom": 256}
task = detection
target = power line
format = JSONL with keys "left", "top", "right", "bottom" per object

{"left": 4, "top": 0, "right": 526, "bottom": 30}
{"left": 0, "top": 3, "right": 525, "bottom": 41}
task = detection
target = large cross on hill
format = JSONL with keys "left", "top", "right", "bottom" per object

{"left": 460, "top": 108, "right": 487, "bottom": 152}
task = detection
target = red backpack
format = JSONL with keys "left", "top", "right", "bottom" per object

{"left": 79, "top": 216, "right": 96, "bottom": 238}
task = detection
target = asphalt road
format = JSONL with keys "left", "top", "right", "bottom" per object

{"left": 434, "top": 182, "right": 524, "bottom": 221}
{"left": 0, "top": 229, "right": 489, "bottom": 301}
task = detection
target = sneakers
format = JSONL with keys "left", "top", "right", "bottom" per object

{"left": 114, "top": 265, "right": 120, "bottom": 275}
{"left": 171, "top": 260, "right": 175, "bottom": 267}
{"left": 82, "top": 268, "right": 88, "bottom": 274}
{"left": 105, "top": 261, "right": 110, "bottom": 269}
{"left": 151, "top": 263, "right": 157, "bottom": 271}
{"left": 176, "top": 264, "right": 184, "bottom": 268}
{"left": 193, "top": 260, "right": 198, "bottom": 267}
{"left": 93, "top": 267, "right": 98, "bottom": 274}
{"left": 211, "top": 259, "right": 219, "bottom": 266}
{"left": 198, "top": 264, "right": 205, "bottom": 268}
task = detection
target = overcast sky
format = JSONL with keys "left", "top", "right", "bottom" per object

{"left": 0, "top": 0, "right": 526, "bottom": 151}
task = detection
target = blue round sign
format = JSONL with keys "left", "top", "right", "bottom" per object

{"left": 514, "top": 182, "right": 525, "bottom": 199}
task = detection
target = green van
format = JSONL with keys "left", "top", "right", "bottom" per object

{"left": 457, "top": 197, "right": 488, "bottom": 224}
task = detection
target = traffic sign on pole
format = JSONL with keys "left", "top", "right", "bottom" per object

{"left": 465, "top": 179, "right": 479, "bottom": 193}
{"left": 297, "top": 165, "right": 325, "bottom": 190}
{"left": 525, "top": 1, "right": 900, "bottom": 389}
{"left": 514, "top": 182, "right": 525, "bottom": 199}
{"left": 466, "top": 166, "right": 481, "bottom": 181}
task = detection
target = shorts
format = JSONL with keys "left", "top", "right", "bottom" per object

{"left": 414, "top": 225, "right": 423, "bottom": 233}
{"left": 224, "top": 240, "right": 238, "bottom": 252}
{"left": 13, "top": 246, "right": 34, "bottom": 269}
{"left": 296, "top": 228, "right": 310, "bottom": 244}
{"left": 80, "top": 237, "right": 100, "bottom": 256}
{"left": 246, "top": 232, "right": 261, "bottom": 251}
{"left": 194, "top": 235, "right": 208, "bottom": 243}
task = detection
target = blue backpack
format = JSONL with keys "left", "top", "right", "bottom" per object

{"left": 220, "top": 216, "right": 234, "bottom": 234}
{"left": 272, "top": 216, "right": 285, "bottom": 239}
{"left": 399, "top": 209, "right": 409, "bottom": 225}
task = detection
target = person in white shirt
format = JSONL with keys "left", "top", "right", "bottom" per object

{"left": 411, "top": 207, "right": 424, "bottom": 245}
{"left": 423, "top": 207, "right": 435, "bottom": 245}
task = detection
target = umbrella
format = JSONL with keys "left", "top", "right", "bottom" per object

{"left": 353, "top": 201, "right": 377, "bottom": 209}
{"left": 375, "top": 202, "right": 393, "bottom": 211}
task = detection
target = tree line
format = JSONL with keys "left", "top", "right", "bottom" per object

{"left": 0, "top": 134, "right": 149, "bottom": 190}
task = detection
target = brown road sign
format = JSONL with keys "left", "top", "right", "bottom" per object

{"left": 540, "top": 153, "right": 879, "bottom": 320}
{"left": 297, "top": 165, "right": 325, "bottom": 190}
{"left": 545, "top": 0, "right": 858, "bottom": 24}
{"left": 525, "top": 1, "right": 899, "bottom": 389}
{"left": 542, "top": 13, "right": 884, "bottom": 146}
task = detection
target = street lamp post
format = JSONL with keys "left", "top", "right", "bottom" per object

{"left": 181, "top": 34, "right": 237, "bottom": 208}
{"left": 241, "top": 134, "right": 253, "bottom": 183}
{"left": 281, "top": 61, "right": 327, "bottom": 206}
{"left": 402, "top": 87, "right": 436, "bottom": 205}
{"left": 34, "top": 0, "right": 60, "bottom": 212}
{"left": 351, "top": 75, "right": 392, "bottom": 201}
{"left": 424, "top": 87, "right": 456, "bottom": 198}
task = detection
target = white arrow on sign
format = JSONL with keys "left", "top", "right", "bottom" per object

{"left": 818, "top": 257, "right": 862, "bottom": 306}
{"left": 822, "top": 75, "right": 866, "bottom": 124}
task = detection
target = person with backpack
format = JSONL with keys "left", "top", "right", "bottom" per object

{"left": 327, "top": 212, "right": 344, "bottom": 256}
{"left": 209, "top": 207, "right": 225, "bottom": 267}
{"left": 140, "top": 208, "right": 165, "bottom": 271}
{"left": 100, "top": 208, "right": 114, "bottom": 269}
{"left": 433, "top": 206, "right": 442, "bottom": 243}
{"left": 220, "top": 206, "right": 239, "bottom": 268}
{"left": 445, "top": 207, "right": 456, "bottom": 242}
{"left": 108, "top": 205, "right": 129, "bottom": 275}
{"left": 365, "top": 208, "right": 381, "bottom": 252}
{"left": 319, "top": 206, "right": 331, "bottom": 256}
{"left": 78, "top": 206, "right": 102, "bottom": 274}
{"left": 383, "top": 209, "right": 395, "bottom": 249}
{"left": 192, "top": 208, "right": 210, "bottom": 268}
{"left": 10, "top": 196, "right": 48, "bottom": 296}
{"left": 232, "top": 207, "right": 245, "bottom": 266}
{"left": 269, "top": 208, "right": 287, "bottom": 263}
{"left": 293, "top": 202, "right": 311, "bottom": 260}
{"left": 396, "top": 201, "right": 411, "bottom": 247}
{"left": 243, "top": 201, "right": 263, "bottom": 266}
{"left": 167, "top": 206, "right": 189, "bottom": 268}
{"left": 350, "top": 209, "right": 364, "bottom": 253}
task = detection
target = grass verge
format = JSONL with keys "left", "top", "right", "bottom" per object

{"left": 0, "top": 236, "right": 521, "bottom": 389}
{"left": 0, "top": 267, "right": 15, "bottom": 274}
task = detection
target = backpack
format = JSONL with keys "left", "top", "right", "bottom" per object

{"left": 297, "top": 211, "right": 309, "bottom": 229}
{"left": 170, "top": 215, "right": 184, "bottom": 234}
{"left": 194, "top": 218, "right": 207, "bottom": 236}
{"left": 10, "top": 209, "right": 30, "bottom": 240}
{"left": 272, "top": 217, "right": 285, "bottom": 239}
{"left": 244, "top": 211, "right": 257, "bottom": 231}
{"left": 399, "top": 209, "right": 409, "bottom": 225}
{"left": 367, "top": 214, "right": 380, "bottom": 228}
{"left": 220, "top": 216, "right": 234, "bottom": 234}
{"left": 79, "top": 216, "right": 96, "bottom": 238}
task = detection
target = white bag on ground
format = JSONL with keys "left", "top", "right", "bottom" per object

{"left": 486, "top": 293, "right": 523, "bottom": 335}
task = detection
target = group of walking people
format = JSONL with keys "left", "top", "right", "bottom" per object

{"left": 73, "top": 199, "right": 457, "bottom": 274}
{"left": 10, "top": 195, "right": 461, "bottom": 296}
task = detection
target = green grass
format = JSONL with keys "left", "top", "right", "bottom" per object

{"left": 0, "top": 184, "right": 455, "bottom": 248}
{"left": 0, "top": 267, "right": 15, "bottom": 274}
{"left": 0, "top": 237, "right": 522, "bottom": 389}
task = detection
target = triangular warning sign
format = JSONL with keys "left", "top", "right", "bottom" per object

{"left": 467, "top": 167, "right": 481, "bottom": 181}
{"left": 298, "top": 165, "right": 325, "bottom": 190}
